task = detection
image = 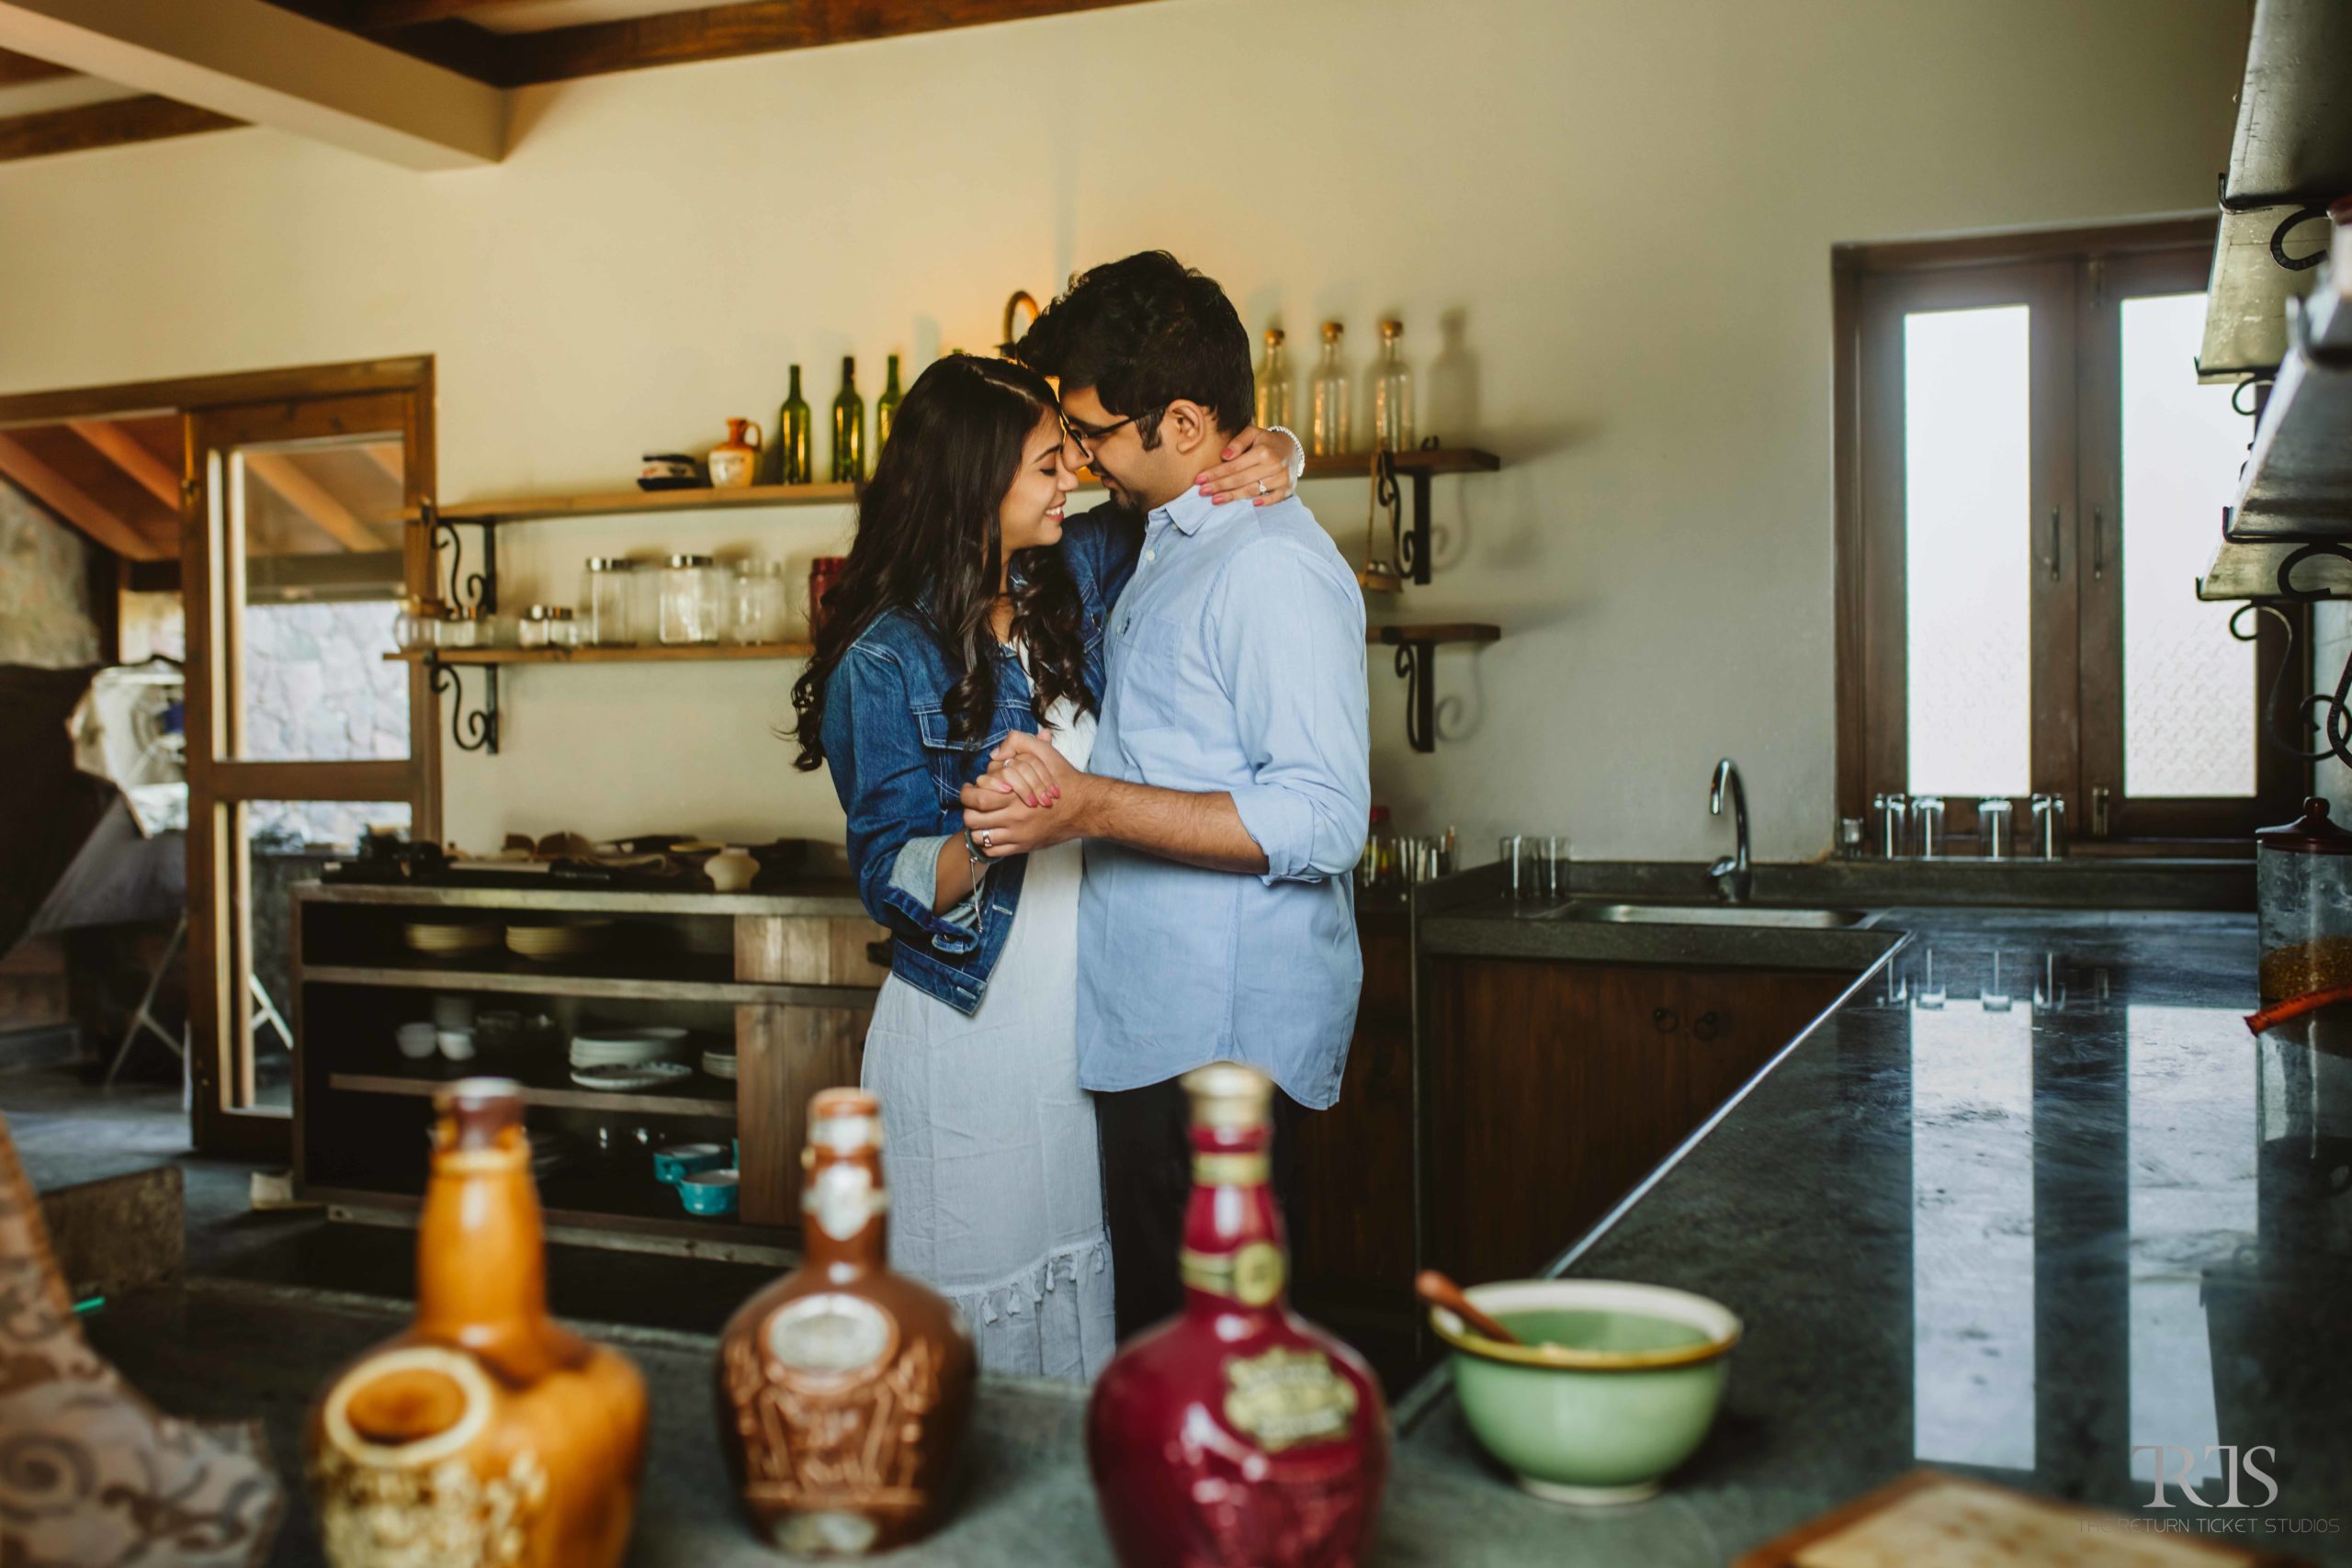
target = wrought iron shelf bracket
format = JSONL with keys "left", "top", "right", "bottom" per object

{"left": 424, "top": 653, "right": 500, "bottom": 754}
{"left": 1371, "top": 624, "right": 1500, "bottom": 753}
{"left": 414, "top": 500, "right": 501, "bottom": 754}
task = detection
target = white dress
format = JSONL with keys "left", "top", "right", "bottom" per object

{"left": 860, "top": 688, "right": 1117, "bottom": 1383}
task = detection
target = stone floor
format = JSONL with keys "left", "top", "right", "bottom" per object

{"left": 0, "top": 1061, "right": 780, "bottom": 1336}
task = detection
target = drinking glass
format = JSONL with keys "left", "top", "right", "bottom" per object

{"left": 1539, "top": 835, "right": 1571, "bottom": 899}
{"left": 1499, "top": 835, "right": 1537, "bottom": 901}
{"left": 1977, "top": 797, "right": 2015, "bottom": 860}
{"left": 1911, "top": 796, "right": 1948, "bottom": 859}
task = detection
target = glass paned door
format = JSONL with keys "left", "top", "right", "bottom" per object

{"left": 2080, "top": 250, "right": 2290, "bottom": 841}
{"left": 1903, "top": 304, "right": 2035, "bottom": 799}
{"left": 186, "top": 389, "right": 433, "bottom": 1157}
{"left": 224, "top": 434, "right": 411, "bottom": 761}
{"left": 1860, "top": 259, "right": 2077, "bottom": 838}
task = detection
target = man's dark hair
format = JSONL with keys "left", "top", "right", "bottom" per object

{"left": 1012, "top": 251, "right": 1255, "bottom": 448}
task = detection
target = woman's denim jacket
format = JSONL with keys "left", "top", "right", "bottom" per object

{"left": 819, "top": 507, "right": 1140, "bottom": 1015}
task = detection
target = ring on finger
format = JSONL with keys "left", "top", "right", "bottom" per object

{"left": 1257, "top": 479, "right": 1269, "bottom": 495}
{"left": 978, "top": 829, "right": 994, "bottom": 849}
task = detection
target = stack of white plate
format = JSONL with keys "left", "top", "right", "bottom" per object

{"left": 701, "top": 1048, "right": 737, "bottom": 1081}
{"left": 569, "top": 1025, "right": 687, "bottom": 1073}
{"left": 404, "top": 921, "right": 499, "bottom": 957}
{"left": 506, "top": 919, "right": 612, "bottom": 962}
{"left": 571, "top": 1062, "right": 693, "bottom": 1092}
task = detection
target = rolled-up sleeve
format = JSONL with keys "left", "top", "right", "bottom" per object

{"left": 820, "top": 647, "right": 983, "bottom": 953}
{"left": 1209, "top": 541, "right": 1371, "bottom": 884}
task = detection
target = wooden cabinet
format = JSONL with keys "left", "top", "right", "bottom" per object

{"left": 1292, "top": 905, "right": 1416, "bottom": 1377}
{"left": 1425, "top": 956, "right": 1849, "bottom": 1290}
{"left": 292, "top": 885, "right": 885, "bottom": 1265}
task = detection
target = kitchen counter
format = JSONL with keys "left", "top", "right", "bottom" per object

{"left": 88, "top": 904, "right": 2352, "bottom": 1562}
{"left": 1404, "top": 904, "right": 2352, "bottom": 1561}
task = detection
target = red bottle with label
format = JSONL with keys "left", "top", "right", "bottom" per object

{"left": 1086, "top": 1064, "right": 1390, "bottom": 1567}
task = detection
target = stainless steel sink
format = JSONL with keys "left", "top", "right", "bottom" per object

{"left": 1550, "top": 902, "right": 1871, "bottom": 930}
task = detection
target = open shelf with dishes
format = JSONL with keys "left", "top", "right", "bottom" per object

{"left": 294, "top": 882, "right": 886, "bottom": 1265}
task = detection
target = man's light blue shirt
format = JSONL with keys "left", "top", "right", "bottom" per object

{"left": 1077, "top": 485, "right": 1370, "bottom": 1111}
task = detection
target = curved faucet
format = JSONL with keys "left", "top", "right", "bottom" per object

{"left": 1708, "top": 758, "right": 1751, "bottom": 904}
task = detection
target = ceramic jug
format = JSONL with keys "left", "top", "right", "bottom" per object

{"left": 305, "top": 1078, "right": 647, "bottom": 1568}
{"left": 717, "top": 1088, "right": 976, "bottom": 1555}
{"left": 710, "top": 417, "right": 763, "bottom": 489}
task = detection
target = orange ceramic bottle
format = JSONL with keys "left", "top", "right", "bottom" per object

{"left": 717, "top": 1088, "right": 977, "bottom": 1555}
{"left": 305, "top": 1078, "right": 647, "bottom": 1568}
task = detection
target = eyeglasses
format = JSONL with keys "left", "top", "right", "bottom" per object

{"left": 1059, "top": 408, "right": 1154, "bottom": 457}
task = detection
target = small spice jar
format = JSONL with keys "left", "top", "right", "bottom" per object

{"left": 2256, "top": 797, "right": 2352, "bottom": 1002}
{"left": 518, "top": 604, "right": 575, "bottom": 650}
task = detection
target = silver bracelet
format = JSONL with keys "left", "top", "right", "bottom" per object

{"left": 1267, "top": 424, "right": 1306, "bottom": 484}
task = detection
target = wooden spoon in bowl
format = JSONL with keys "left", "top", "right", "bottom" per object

{"left": 1415, "top": 1269, "right": 1522, "bottom": 1346}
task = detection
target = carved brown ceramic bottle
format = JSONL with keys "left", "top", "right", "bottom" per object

{"left": 1088, "top": 1063, "right": 1390, "bottom": 1567}
{"left": 305, "top": 1078, "right": 647, "bottom": 1568}
{"left": 718, "top": 1088, "right": 976, "bottom": 1556}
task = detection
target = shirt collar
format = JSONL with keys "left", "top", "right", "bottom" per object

{"left": 1148, "top": 484, "right": 1221, "bottom": 537}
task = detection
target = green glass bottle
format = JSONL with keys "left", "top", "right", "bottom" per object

{"left": 876, "top": 354, "right": 904, "bottom": 453}
{"left": 773, "top": 364, "right": 813, "bottom": 485}
{"left": 831, "top": 355, "right": 865, "bottom": 484}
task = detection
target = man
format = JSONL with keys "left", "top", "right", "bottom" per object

{"left": 961, "top": 251, "right": 1371, "bottom": 1337}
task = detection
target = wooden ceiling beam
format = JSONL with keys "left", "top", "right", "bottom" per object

{"left": 0, "top": 41, "right": 67, "bottom": 81}
{"left": 68, "top": 419, "right": 181, "bottom": 508}
{"left": 502, "top": 0, "right": 1161, "bottom": 85}
{"left": 344, "top": 0, "right": 536, "bottom": 29}
{"left": 0, "top": 93, "right": 239, "bottom": 161}
{"left": 0, "top": 432, "right": 164, "bottom": 560}
{"left": 240, "top": 451, "right": 386, "bottom": 552}
{"left": 0, "top": 0, "right": 506, "bottom": 168}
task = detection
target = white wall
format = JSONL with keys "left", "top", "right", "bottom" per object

{"left": 0, "top": 0, "right": 2245, "bottom": 861}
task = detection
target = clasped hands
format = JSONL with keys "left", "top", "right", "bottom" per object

{"left": 959, "top": 730, "right": 1091, "bottom": 858}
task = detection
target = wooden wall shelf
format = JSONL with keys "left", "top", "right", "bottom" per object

{"left": 387, "top": 642, "right": 812, "bottom": 666}
{"left": 418, "top": 447, "right": 1501, "bottom": 528}
{"left": 421, "top": 482, "right": 858, "bottom": 527}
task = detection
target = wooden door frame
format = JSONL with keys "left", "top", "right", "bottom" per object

{"left": 1831, "top": 217, "right": 2293, "bottom": 850}
{"left": 0, "top": 355, "right": 437, "bottom": 1161}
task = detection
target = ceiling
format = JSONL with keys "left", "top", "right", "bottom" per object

{"left": 0, "top": 3, "right": 1155, "bottom": 164}
{"left": 0, "top": 415, "right": 407, "bottom": 570}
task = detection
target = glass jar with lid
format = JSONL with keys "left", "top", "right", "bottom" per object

{"left": 659, "top": 554, "right": 724, "bottom": 645}
{"left": 393, "top": 594, "right": 442, "bottom": 651}
{"left": 582, "top": 557, "right": 639, "bottom": 647}
{"left": 2256, "top": 797, "right": 2352, "bottom": 1002}
{"left": 729, "top": 561, "right": 787, "bottom": 647}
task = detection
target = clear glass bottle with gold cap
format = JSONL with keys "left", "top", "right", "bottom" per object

{"left": 717, "top": 1088, "right": 977, "bottom": 1556}
{"left": 1309, "top": 321, "right": 1351, "bottom": 457}
{"left": 1367, "top": 320, "right": 1413, "bottom": 452}
{"left": 1256, "top": 328, "right": 1294, "bottom": 432}
{"left": 305, "top": 1078, "right": 647, "bottom": 1568}
{"left": 1087, "top": 1064, "right": 1390, "bottom": 1567}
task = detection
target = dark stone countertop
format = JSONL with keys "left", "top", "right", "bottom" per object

{"left": 86, "top": 902, "right": 2352, "bottom": 1563}
{"left": 1401, "top": 905, "right": 2352, "bottom": 1562}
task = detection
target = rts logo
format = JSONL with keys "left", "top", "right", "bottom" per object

{"left": 2132, "top": 1445, "right": 2280, "bottom": 1510}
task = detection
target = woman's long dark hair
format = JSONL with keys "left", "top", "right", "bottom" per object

{"left": 791, "top": 354, "right": 1092, "bottom": 771}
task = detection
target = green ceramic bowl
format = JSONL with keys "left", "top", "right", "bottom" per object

{"left": 1430, "top": 1279, "right": 1740, "bottom": 1506}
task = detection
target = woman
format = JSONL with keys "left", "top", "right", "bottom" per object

{"left": 790, "top": 354, "right": 1298, "bottom": 1380}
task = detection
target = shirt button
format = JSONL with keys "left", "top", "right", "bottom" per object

{"left": 1145, "top": 549, "right": 1156, "bottom": 561}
